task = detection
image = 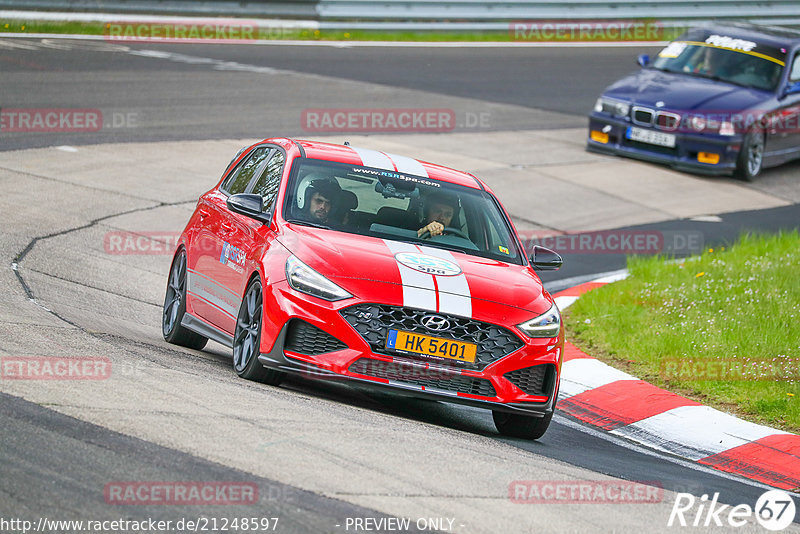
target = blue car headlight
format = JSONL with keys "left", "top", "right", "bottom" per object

{"left": 594, "top": 97, "right": 630, "bottom": 118}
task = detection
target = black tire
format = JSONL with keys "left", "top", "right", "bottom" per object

{"left": 233, "top": 277, "right": 284, "bottom": 385}
{"left": 493, "top": 410, "right": 553, "bottom": 440}
{"left": 734, "top": 129, "right": 764, "bottom": 182}
{"left": 162, "top": 249, "right": 208, "bottom": 350}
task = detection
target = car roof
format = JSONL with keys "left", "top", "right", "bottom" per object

{"left": 683, "top": 22, "right": 800, "bottom": 49}
{"left": 285, "top": 138, "right": 487, "bottom": 190}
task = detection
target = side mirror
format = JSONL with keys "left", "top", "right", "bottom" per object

{"left": 226, "top": 193, "right": 271, "bottom": 223}
{"left": 530, "top": 245, "right": 562, "bottom": 271}
{"left": 781, "top": 81, "right": 800, "bottom": 98}
{"left": 637, "top": 54, "right": 650, "bottom": 68}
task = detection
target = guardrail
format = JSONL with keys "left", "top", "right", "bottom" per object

{"left": 318, "top": 0, "right": 800, "bottom": 21}
{"left": 0, "top": 0, "right": 318, "bottom": 18}
{"left": 2, "top": 0, "right": 800, "bottom": 28}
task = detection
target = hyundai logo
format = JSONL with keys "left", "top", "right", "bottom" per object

{"left": 420, "top": 314, "right": 450, "bottom": 331}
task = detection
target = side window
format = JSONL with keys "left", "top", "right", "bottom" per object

{"left": 791, "top": 54, "right": 800, "bottom": 81}
{"left": 221, "top": 147, "right": 271, "bottom": 195}
{"left": 251, "top": 151, "right": 285, "bottom": 211}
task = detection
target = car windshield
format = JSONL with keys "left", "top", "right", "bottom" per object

{"left": 652, "top": 41, "right": 784, "bottom": 91}
{"left": 282, "top": 158, "right": 524, "bottom": 264}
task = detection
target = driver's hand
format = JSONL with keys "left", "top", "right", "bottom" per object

{"left": 418, "top": 221, "right": 444, "bottom": 238}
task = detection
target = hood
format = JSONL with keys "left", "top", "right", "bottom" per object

{"left": 603, "top": 68, "right": 768, "bottom": 112}
{"left": 277, "top": 224, "right": 551, "bottom": 319}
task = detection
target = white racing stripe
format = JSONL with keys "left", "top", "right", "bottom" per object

{"left": 384, "top": 240, "right": 436, "bottom": 312}
{"left": 351, "top": 146, "right": 428, "bottom": 178}
{"left": 610, "top": 405, "right": 790, "bottom": 461}
{"left": 386, "top": 153, "right": 428, "bottom": 177}
{"left": 351, "top": 147, "right": 395, "bottom": 170}
{"left": 419, "top": 246, "right": 471, "bottom": 318}
{"left": 383, "top": 241, "right": 474, "bottom": 318}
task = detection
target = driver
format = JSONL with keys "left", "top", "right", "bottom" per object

{"left": 302, "top": 175, "right": 341, "bottom": 224}
{"left": 417, "top": 192, "right": 459, "bottom": 238}
{"left": 694, "top": 46, "right": 731, "bottom": 77}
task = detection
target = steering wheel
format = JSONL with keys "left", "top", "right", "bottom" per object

{"left": 419, "top": 226, "right": 470, "bottom": 240}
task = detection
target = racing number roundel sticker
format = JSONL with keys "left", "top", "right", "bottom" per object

{"left": 395, "top": 252, "right": 462, "bottom": 276}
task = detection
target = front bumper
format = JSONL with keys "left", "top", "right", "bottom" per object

{"left": 587, "top": 114, "right": 744, "bottom": 176}
{"left": 257, "top": 281, "right": 562, "bottom": 417}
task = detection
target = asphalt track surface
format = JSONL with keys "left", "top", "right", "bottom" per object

{"left": 1, "top": 38, "right": 799, "bottom": 533}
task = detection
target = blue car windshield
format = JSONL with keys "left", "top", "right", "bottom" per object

{"left": 652, "top": 41, "right": 784, "bottom": 91}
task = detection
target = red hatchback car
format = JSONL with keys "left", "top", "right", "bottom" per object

{"left": 163, "top": 138, "right": 564, "bottom": 439}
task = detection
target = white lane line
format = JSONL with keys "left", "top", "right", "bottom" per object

{"left": 592, "top": 271, "right": 630, "bottom": 284}
{"left": 544, "top": 268, "right": 628, "bottom": 294}
{"left": 127, "top": 49, "right": 280, "bottom": 74}
{"left": 558, "top": 358, "right": 638, "bottom": 399}
{"left": 554, "top": 295, "right": 578, "bottom": 310}
{"left": 610, "top": 405, "right": 791, "bottom": 461}
{"left": 552, "top": 413, "right": 780, "bottom": 493}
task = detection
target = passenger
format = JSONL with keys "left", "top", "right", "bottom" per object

{"left": 417, "top": 192, "right": 459, "bottom": 238}
{"left": 302, "top": 176, "right": 341, "bottom": 225}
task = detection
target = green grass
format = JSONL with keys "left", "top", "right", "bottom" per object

{"left": 0, "top": 20, "right": 514, "bottom": 41}
{"left": 567, "top": 231, "right": 800, "bottom": 433}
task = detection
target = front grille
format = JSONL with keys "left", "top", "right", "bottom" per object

{"left": 284, "top": 319, "right": 347, "bottom": 355}
{"left": 349, "top": 358, "right": 496, "bottom": 397}
{"left": 340, "top": 304, "right": 524, "bottom": 370}
{"left": 504, "top": 364, "right": 556, "bottom": 396}
{"left": 655, "top": 111, "right": 680, "bottom": 131}
{"left": 632, "top": 107, "right": 654, "bottom": 125}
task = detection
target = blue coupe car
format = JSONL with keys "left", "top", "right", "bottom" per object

{"left": 588, "top": 23, "right": 800, "bottom": 180}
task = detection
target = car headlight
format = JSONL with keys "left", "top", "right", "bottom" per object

{"left": 594, "top": 97, "right": 630, "bottom": 118}
{"left": 517, "top": 303, "right": 561, "bottom": 338}
{"left": 285, "top": 255, "right": 352, "bottom": 301}
{"left": 689, "top": 115, "right": 706, "bottom": 131}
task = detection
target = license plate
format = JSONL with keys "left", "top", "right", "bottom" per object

{"left": 385, "top": 329, "right": 477, "bottom": 364}
{"left": 626, "top": 126, "right": 676, "bottom": 148}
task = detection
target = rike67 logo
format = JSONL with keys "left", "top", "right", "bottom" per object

{"left": 668, "top": 490, "right": 797, "bottom": 531}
